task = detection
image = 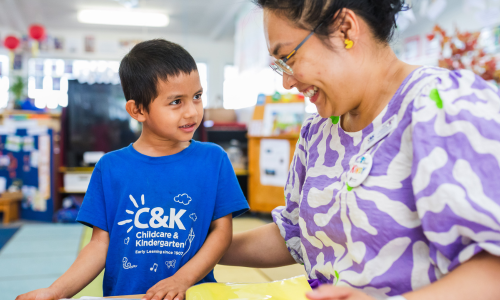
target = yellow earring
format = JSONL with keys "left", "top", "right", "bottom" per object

{"left": 345, "top": 39, "right": 354, "bottom": 49}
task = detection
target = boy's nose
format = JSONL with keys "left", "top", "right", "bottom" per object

{"left": 183, "top": 101, "right": 198, "bottom": 118}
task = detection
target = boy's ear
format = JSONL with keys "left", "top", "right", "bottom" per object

{"left": 126, "top": 100, "right": 147, "bottom": 122}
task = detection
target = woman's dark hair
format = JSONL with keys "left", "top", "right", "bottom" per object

{"left": 119, "top": 39, "right": 197, "bottom": 112}
{"left": 254, "top": 0, "right": 408, "bottom": 44}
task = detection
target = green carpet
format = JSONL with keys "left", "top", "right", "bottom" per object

{"left": 73, "top": 227, "right": 104, "bottom": 299}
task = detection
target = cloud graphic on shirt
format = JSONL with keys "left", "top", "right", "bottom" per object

{"left": 190, "top": 213, "right": 197, "bottom": 222}
{"left": 174, "top": 193, "right": 192, "bottom": 205}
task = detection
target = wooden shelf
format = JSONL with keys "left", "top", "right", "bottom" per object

{"left": 1, "top": 110, "right": 61, "bottom": 118}
{"left": 59, "top": 188, "right": 86, "bottom": 194}
{"left": 59, "top": 167, "right": 94, "bottom": 173}
{"left": 247, "top": 135, "right": 300, "bottom": 140}
{"left": 59, "top": 166, "right": 246, "bottom": 175}
{"left": 234, "top": 168, "right": 249, "bottom": 176}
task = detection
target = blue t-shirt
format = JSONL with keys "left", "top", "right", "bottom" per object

{"left": 76, "top": 141, "right": 249, "bottom": 296}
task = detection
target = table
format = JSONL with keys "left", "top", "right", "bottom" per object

{"left": 108, "top": 295, "right": 144, "bottom": 299}
{"left": 0, "top": 192, "right": 23, "bottom": 224}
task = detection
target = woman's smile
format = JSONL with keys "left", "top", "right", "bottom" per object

{"left": 302, "top": 85, "right": 320, "bottom": 103}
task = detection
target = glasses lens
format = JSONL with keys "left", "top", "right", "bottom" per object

{"left": 270, "top": 59, "right": 293, "bottom": 76}
{"left": 275, "top": 59, "right": 293, "bottom": 76}
{"left": 270, "top": 63, "right": 283, "bottom": 76}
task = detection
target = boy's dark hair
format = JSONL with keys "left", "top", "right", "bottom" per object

{"left": 119, "top": 39, "right": 198, "bottom": 112}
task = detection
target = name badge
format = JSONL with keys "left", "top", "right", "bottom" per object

{"left": 365, "top": 115, "right": 398, "bottom": 150}
{"left": 347, "top": 153, "right": 373, "bottom": 188}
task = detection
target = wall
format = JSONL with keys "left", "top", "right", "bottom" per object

{"left": 0, "top": 27, "right": 235, "bottom": 107}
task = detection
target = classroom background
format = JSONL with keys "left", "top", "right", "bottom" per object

{"left": 0, "top": 0, "right": 499, "bottom": 298}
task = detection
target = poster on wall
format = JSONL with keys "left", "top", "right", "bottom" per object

{"left": 67, "top": 37, "right": 80, "bottom": 54}
{"left": 38, "top": 134, "right": 51, "bottom": 202}
{"left": 404, "top": 36, "right": 421, "bottom": 61}
{"left": 13, "top": 54, "right": 23, "bottom": 70}
{"left": 259, "top": 139, "right": 290, "bottom": 187}
{"left": 262, "top": 103, "right": 305, "bottom": 136}
{"left": 54, "top": 37, "right": 65, "bottom": 51}
{"left": 85, "top": 36, "right": 95, "bottom": 53}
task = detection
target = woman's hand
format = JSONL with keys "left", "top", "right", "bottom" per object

{"left": 15, "top": 287, "right": 63, "bottom": 300}
{"left": 141, "top": 275, "right": 191, "bottom": 300}
{"left": 306, "top": 285, "right": 376, "bottom": 300}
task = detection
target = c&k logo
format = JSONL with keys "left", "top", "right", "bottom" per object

{"left": 118, "top": 194, "right": 187, "bottom": 233}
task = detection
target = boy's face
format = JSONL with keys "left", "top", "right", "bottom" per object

{"left": 140, "top": 71, "right": 204, "bottom": 142}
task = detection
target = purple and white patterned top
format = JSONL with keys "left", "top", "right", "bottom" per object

{"left": 272, "top": 66, "right": 500, "bottom": 299}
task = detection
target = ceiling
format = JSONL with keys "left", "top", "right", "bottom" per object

{"left": 0, "top": 0, "right": 247, "bottom": 40}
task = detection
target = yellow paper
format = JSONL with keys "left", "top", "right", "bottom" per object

{"left": 186, "top": 275, "right": 311, "bottom": 300}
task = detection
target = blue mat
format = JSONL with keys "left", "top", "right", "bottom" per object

{"left": 0, "top": 228, "right": 20, "bottom": 251}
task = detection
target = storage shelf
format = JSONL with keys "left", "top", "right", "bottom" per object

{"left": 247, "top": 134, "right": 300, "bottom": 139}
{"left": 1, "top": 110, "right": 61, "bottom": 118}
{"left": 59, "top": 167, "right": 94, "bottom": 173}
{"left": 59, "top": 188, "right": 86, "bottom": 194}
{"left": 59, "top": 166, "right": 247, "bottom": 175}
{"left": 234, "top": 168, "right": 249, "bottom": 176}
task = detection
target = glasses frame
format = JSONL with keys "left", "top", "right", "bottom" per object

{"left": 270, "top": 20, "right": 326, "bottom": 76}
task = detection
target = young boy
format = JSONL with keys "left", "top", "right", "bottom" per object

{"left": 17, "top": 39, "right": 249, "bottom": 300}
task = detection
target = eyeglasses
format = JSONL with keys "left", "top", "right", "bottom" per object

{"left": 270, "top": 20, "right": 326, "bottom": 77}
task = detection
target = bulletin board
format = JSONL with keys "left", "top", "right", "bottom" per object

{"left": 0, "top": 128, "right": 54, "bottom": 222}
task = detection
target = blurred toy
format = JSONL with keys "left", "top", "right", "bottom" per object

{"left": 54, "top": 196, "right": 80, "bottom": 223}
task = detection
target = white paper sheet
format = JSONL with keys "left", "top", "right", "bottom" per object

{"left": 259, "top": 139, "right": 290, "bottom": 187}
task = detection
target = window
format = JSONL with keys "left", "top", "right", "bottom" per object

{"left": 223, "top": 65, "right": 301, "bottom": 110}
{"left": 0, "top": 55, "right": 9, "bottom": 109}
{"left": 196, "top": 63, "right": 208, "bottom": 108}
{"left": 28, "top": 58, "right": 120, "bottom": 109}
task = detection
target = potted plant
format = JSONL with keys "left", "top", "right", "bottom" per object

{"left": 10, "top": 76, "right": 25, "bottom": 109}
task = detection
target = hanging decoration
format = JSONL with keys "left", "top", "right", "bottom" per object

{"left": 3, "top": 35, "right": 20, "bottom": 69}
{"left": 428, "top": 25, "right": 500, "bottom": 83}
{"left": 3, "top": 36, "right": 20, "bottom": 51}
{"left": 29, "top": 24, "right": 46, "bottom": 57}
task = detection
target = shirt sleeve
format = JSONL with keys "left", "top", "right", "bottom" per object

{"left": 212, "top": 151, "right": 249, "bottom": 221}
{"left": 76, "top": 163, "right": 108, "bottom": 231}
{"left": 412, "top": 70, "right": 500, "bottom": 275}
{"left": 272, "top": 115, "right": 315, "bottom": 265}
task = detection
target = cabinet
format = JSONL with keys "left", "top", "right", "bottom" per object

{"left": 247, "top": 135, "right": 298, "bottom": 213}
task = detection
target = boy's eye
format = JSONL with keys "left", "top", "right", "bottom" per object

{"left": 194, "top": 94, "right": 202, "bottom": 100}
{"left": 170, "top": 99, "right": 181, "bottom": 105}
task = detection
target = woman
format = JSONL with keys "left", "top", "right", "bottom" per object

{"left": 220, "top": 0, "right": 500, "bottom": 299}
